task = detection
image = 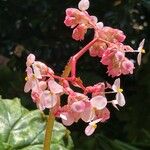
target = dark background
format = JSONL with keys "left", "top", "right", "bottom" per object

{"left": 0, "top": 0, "right": 150, "bottom": 149}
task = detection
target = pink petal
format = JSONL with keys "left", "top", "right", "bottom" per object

{"left": 112, "top": 78, "right": 120, "bottom": 92}
{"left": 60, "top": 113, "right": 67, "bottom": 120}
{"left": 40, "top": 90, "right": 58, "bottom": 109}
{"left": 24, "top": 81, "right": 31, "bottom": 93}
{"left": 61, "top": 112, "right": 74, "bottom": 126}
{"left": 85, "top": 124, "right": 96, "bottom": 136}
{"left": 47, "top": 67, "right": 54, "bottom": 74}
{"left": 90, "top": 16, "right": 98, "bottom": 24}
{"left": 137, "top": 52, "right": 142, "bottom": 66}
{"left": 90, "top": 96, "right": 107, "bottom": 110}
{"left": 32, "top": 64, "right": 42, "bottom": 79}
{"left": 96, "top": 22, "right": 104, "bottom": 29}
{"left": 100, "top": 108, "right": 110, "bottom": 122}
{"left": 116, "top": 93, "right": 125, "bottom": 107}
{"left": 26, "top": 54, "right": 35, "bottom": 67}
{"left": 78, "top": 0, "right": 90, "bottom": 11}
{"left": 48, "top": 80, "right": 63, "bottom": 94}
{"left": 71, "top": 101, "right": 85, "bottom": 112}
{"left": 39, "top": 81, "right": 47, "bottom": 91}
{"left": 138, "top": 39, "right": 145, "bottom": 51}
{"left": 80, "top": 105, "right": 95, "bottom": 122}
{"left": 111, "top": 100, "right": 119, "bottom": 110}
{"left": 26, "top": 67, "right": 33, "bottom": 77}
{"left": 89, "top": 119, "right": 102, "bottom": 125}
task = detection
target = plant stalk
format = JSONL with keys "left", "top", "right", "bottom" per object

{"left": 43, "top": 62, "right": 71, "bottom": 150}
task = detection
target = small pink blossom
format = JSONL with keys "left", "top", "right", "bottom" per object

{"left": 72, "top": 24, "right": 87, "bottom": 40}
{"left": 85, "top": 119, "right": 101, "bottom": 136}
{"left": 115, "top": 92, "right": 125, "bottom": 107}
{"left": 78, "top": 0, "right": 90, "bottom": 11}
{"left": 61, "top": 112, "right": 75, "bottom": 126}
{"left": 48, "top": 80, "right": 64, "bottom": 94}
{"left": 26, "top": 53, "right": 35, "bottom": 67}
{"left": 137, "top": 39, "right": 145, "bottom": 65}
{"left": 38, "top": 90, "right": 58, "bottom": 110}
{"left": 32, "top": 63, "right": 42, "bottom": 79}
{"left": 96, "top": 22, "right": 104, "bottom": 29}
{"left": 71, "top": 101, "right": 85, "bottom": 112}
{"left": 90, "top": 95, "right": 107, "bottom": 110}
{"left": 100, "top": 108, "right": 110, "bottom": 122}
{"left": 122, "top": 59, "right": 134, "bottom": 75}
{"left": 68, "top": 92, "right": 89, "bottom": 104}
{"left": 112, "top": 78, "right": 125, "bottom": 107}
{"left": 89, "top": 41, "right": 107, "bottom": 57}
{"left": 24, "top": 67, "right": 37, "bottom": 93}
{"left": 80, "top": 103, "right": 95, "bottom": 122}
{"left": 95, "top": 107, "right": 110, "bottom": 122}
{"left": 98, "top": 27, "right": 126, "bottom": 43}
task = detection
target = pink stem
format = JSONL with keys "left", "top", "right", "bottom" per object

{"left": 70, "top": 38, "right": 98, "bottom": 78}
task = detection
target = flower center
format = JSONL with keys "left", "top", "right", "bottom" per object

{"left": 92, "top": 123, "right": 97, "bottom": 129}
{"left": 141, "top": 48, "right": 145, "bottom": 53}
{"left": 117, "top": 88, "right": 123, "bottom": 93}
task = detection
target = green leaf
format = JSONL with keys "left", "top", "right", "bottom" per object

{"left": 0, "top": 97, "right": 74, "bottom": 150}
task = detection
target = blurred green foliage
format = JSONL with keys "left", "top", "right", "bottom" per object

{"left": 0, "top": 0, "right": 149, "bottom": 149}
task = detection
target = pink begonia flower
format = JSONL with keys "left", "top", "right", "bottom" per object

{"left": 96, "top": 22, "right": 104, "bottom": 29}
{"left": 72, "top": 24, "right": 87, "bottom": 41}
{"left": 68, "top": 92, "right": 89, "bottom": 104}
{"left": 90, "top": 95, "right": 107, "bottom": 110}
{"left": 71, "top": 101, "right": 85, "bottom": 112}
{"left": 38, "top": 90, "right": 58, "bottom": 110}
{"left": 137, "top": 39, "right": 145, "bottom": 65}
{"left": 85, "top": 82, "right": 105, "bottom": 96}
{"left": 89, "top": 41, "right": 107, "bottom": 57}
{"left": 26, "top": 53, "right": 35, "bottom": 67}
{"left": 32, "top": 63, "right": 42, "bottom": 79}
{"left": 64, "top": 8, "right": 79, "bottom": 28}
{"left": 98, "top": 27, "right": 126, "bottom": 43}
{"left": 115, "top": 51, "right": 125, "bottom": 61}
{"left": 80, "top": 103, "right": 95, "bottom": 122}
{"left": 122, "top": 59, "right": 134, "bottom": 75}
{"left": 61, "top": 112, "right": 75, "bottom": 126}
{"left": 85, "top": 119, "right": 102, "bottom": 136}
{"left": 112, "top": 78, "right": 125, "bottom": 107}
{"left": 101, "top": 48, "right": 115, "bottom": 65}
{"left": 35, "top": 80, "right": 63, "bottom": 110}
{"left": 90, "top": 16, "right": 98, "bottom": 24}
{"left": 30, "top": 81, "right": 47, "bottom": 105}
{"left": 92, "top": 83, "right": 105, "bottom": 96}
{"left": 98, "top": 107, "right": 110, "bottom": 122}
{"left": 24, "top": 67, "right": 37, "bottom": 93}
{"left": 48, "top": 79, "right": 64, "bottom": 94}
{"left": 78, "top": 0, "right": 90, "bottom": 11}
{"left": 34, "top": 61, "right": 54, "bottom": 75}
{"left": 101, "top": 48, "right": 134, "bottom": 77}
{"left": 39, "top": 81, "right": 47, "bottom": 91}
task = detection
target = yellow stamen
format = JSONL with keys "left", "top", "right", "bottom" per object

{"left": 25, "top": 76, "right": 28, "bottom": 81}
{"left": 141, "top": 48, "right": 145, "bottom": 53}
{"left": 117, "top": 88, "right": 123, "bottom": 93}
{"left": 32, "top": 74, "right": 35, "bottom": 78}
{"left": 92, "top": 124, "right": 97, "bottom": 129}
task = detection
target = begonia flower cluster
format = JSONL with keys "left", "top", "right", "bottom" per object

{"left": 24, "top": 0, "right": 145, "bottom": 136}
{"left": 64, "top": 0, "right": 144, "bottom": 77}
{"left": 25, "top": 53, "right": 126, "bottom": 136}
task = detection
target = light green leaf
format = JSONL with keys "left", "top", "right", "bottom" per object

{"left": 0, "top": 97, "right": 73, "bottom": 150}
